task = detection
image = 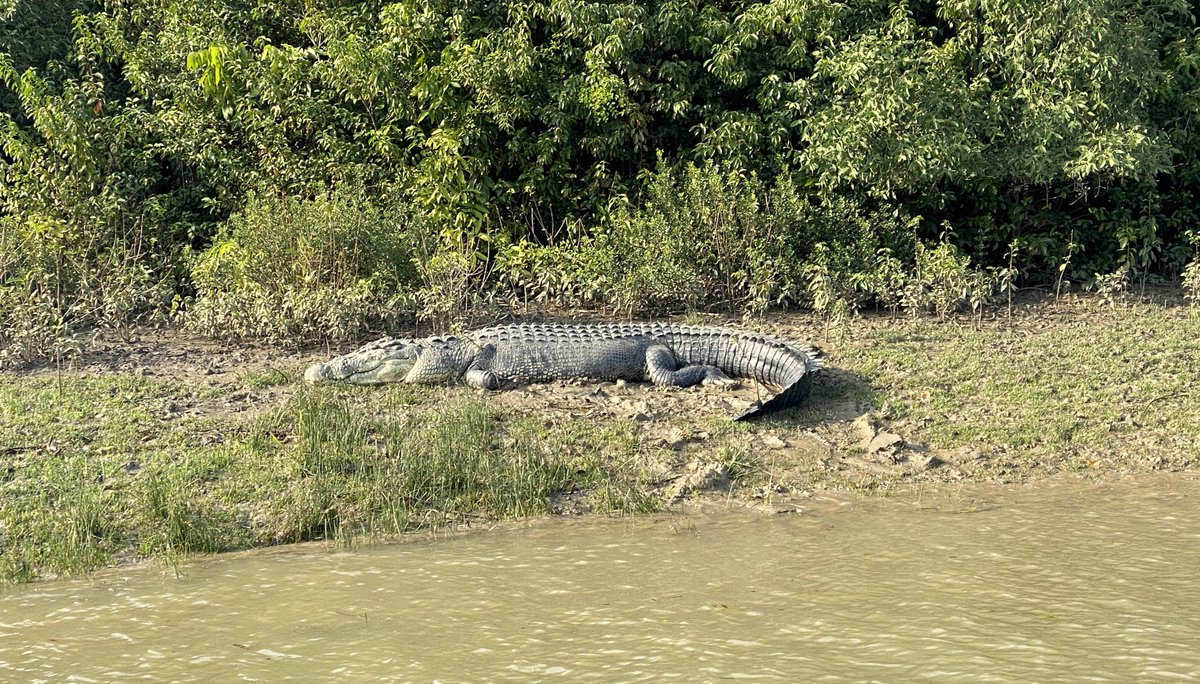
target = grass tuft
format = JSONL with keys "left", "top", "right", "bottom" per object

{"left": 0, "top": 377, "right": 655, "bottom": 584}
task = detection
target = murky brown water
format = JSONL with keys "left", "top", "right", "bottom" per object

{"left": 3, "top": 475, "right": 1200, "bottom": 682}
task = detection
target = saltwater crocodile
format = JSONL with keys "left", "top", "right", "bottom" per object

{"left": 304, "top": 323, "right": 821, "bottom": 420}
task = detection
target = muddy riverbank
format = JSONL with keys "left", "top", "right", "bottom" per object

{"left": 17, "top": 291, "right": 1199, "bottom": 487}
{"left": 2, "top": 291, "right": 1197, "bottom": 581}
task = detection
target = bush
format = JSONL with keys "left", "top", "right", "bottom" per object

{"left": 413, "top": 246, "right": 497, "bottom": 329}
{"left": 902, "top": 239, "right": 995, "bottom": 319}
{"left": 1181, "top": 259, "right": 1200, "bottom": 306}
{"left": 804, "top": 227, "right": 995, "bottom": 327}
{"left": 184, "top": 187, "right": 420, "bottom": 344}
{"left": 609, "top": 162, "right": 801, "bottom": 313}
{"left": 0, "top": 213, "right": 177, "bottom": 366}
{"left": 0, "top": 46, "right": 188, "bottom": 366}
{"left": 492, "top": 232, "right": 619, "bottom": 312}
{"left": 799, "top": 197, "right": 919, "bottom": 318}
{"left": 494, "top": 161, "right": 811, "bottom": 315}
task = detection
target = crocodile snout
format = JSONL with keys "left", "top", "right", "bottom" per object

{"left": 304, "top": 362, "right": 332, "bottom": 384}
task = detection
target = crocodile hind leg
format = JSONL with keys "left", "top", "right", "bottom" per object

{"left": 645, "top": 345, "right": 738, "bottom": 388}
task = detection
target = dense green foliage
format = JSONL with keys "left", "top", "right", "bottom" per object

{"left": 186, "top": 186, "right": 422, "bottom": 343}
{"left": 2, "top": 0, "right": 1200, "bottom": 353}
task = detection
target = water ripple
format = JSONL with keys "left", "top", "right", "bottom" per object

{"left": 2, "top": 476, "right": 1199, "bottom": 681}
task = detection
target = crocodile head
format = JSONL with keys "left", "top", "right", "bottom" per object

{"left": 304, "top": 337, "right": 422, "bottom": 385}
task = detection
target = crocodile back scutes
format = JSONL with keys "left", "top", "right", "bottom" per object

{"left": 468, "top": 323, "right": 819, "bottom": 419}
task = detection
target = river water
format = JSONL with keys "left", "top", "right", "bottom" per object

{"left": 3, "top": 475, "right": 1199, "bottom": 682}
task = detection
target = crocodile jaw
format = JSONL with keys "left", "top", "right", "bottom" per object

{"left": 304, "top": 358, "right": 416, "bottom": 385}
{"left": 304, "top": 341, "right": 419, "bottom": 385}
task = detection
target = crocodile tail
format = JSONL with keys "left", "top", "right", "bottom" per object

{"left": 734, "top": 367, "right": 815, "bottom": 421}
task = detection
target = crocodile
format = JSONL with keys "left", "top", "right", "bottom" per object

{"left": 304, "top": 322, "right": 821, "bottom": 420}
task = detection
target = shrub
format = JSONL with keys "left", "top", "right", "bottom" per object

{"left": 413, "top": 246, "right": 497, "bottom": 329}
{"left": 802, "top": 225, "right": 995, "bottom": 325}
{"left": 612, "top": 162, "right": 807, "bottom": 314}
{"left": 492, "top": 231, "right": 619, "bottom": 312}
{"left": 901, "top": 239, "right": 994, "bottom": 318}
{"left": 1090, "top": 269, "right": 1131, "bottom": 307}
{"left": 493, "top": 161, "right": 809, "bottom": 315}
{"left": 1184, "top": 259, "right": 1200, "bottom": 306}
{"left": 797, "top": 197, "right": 921, "bottom": 330}
{"left": 0, "top": 213, "right": 176, "bottom": 366}
{"left": 184, "top": 187, "right": 420, "bottom": 344}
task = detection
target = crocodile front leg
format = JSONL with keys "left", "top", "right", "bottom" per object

{"left": 645, "top": 345, "right": 738, "bottom": 388}
{"left": 463, "top": 344, "right": 502, "bottom": 389}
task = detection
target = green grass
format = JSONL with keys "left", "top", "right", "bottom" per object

{"left": 843, "top": 302, "right": 1200, "bottom": 470}
{"left": 506, "top": 413, "right": 659, "bottom": 513}
{"left": 0, "top": 378, "right": 654, "bottom": 584}
{"left": 238, "top": 367, "right": 298, "bottom": 389}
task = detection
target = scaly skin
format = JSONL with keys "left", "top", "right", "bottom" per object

{"left": 304, "top": 323, "right": 820, "bottom": 420}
